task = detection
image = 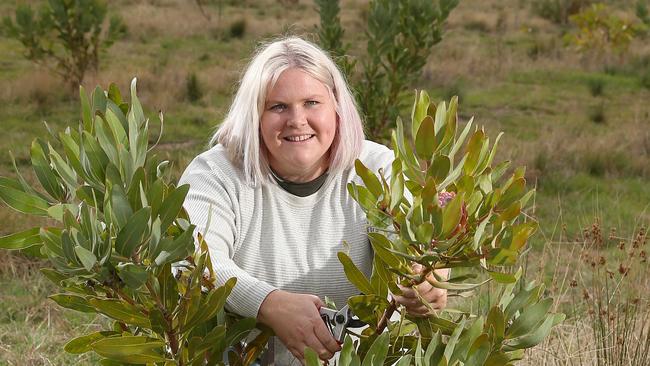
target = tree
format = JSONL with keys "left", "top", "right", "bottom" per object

{"left": 0, "top": 80, "right": 268, "bottom": 364}
{"left": 315, "top": 0, "right": 458, "bottom": 140}
{"left": 301, "top": 92, "right": 564, "bottom": 364}
{"left": 563, "top": 4, "right": 644, "bottom": 66}
{"left": 2, "top": 0, "right": 126, "bottom": 91}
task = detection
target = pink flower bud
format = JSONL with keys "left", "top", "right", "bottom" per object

{"left": 438, "top": 191, "right": 456, "bottom": 207}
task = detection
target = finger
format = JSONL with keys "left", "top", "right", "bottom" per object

{"left": 314, "top": 317, "right": 341, "bottom": 353}
{"left": 415, "top": 278, "right": 433, "bottom": 293}
{"left": 305, "top": 334, "right": 334, "bottom": 361}
{"left": 397, "top": 285, "right": 418, "bottom": 299}
{"left": 394, "top": 295, "right": 423, "bottom": 308}
{"left": 308, "top": 294, "right": 324, "bottom": 309}
{"left": 408, "top": 306, "right": 432, "bottom": 317}
{"left": 411, "top": 263, "right": 424, "bottom": 274}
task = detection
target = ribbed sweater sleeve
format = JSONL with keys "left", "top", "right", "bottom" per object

{"left": 179, "top": 160, "right": 276, "bottom": 319}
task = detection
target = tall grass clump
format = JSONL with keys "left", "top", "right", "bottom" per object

{"left": 186, "top": 72, "right": 203, "bottom": 103}
{"left": 525, "top": 219, "right": 650, "bottom": 365}
{"left": 531, "top": 0, "right": 592, "bottom": 26}
{"left": 229, "top": 18, "right": 246, "bottom": 39}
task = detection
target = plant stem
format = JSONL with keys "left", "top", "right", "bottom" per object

{"left": 376, "top": 266, "right": 435, "bottom": 334}
{"left": 376, "top": 298, "right": 397, "bottom": 334}
{"left": 145, "top": 280, "right": 180, "bottom": 361}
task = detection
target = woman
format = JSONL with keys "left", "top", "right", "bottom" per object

{"left": 179, "top": 37, "right": 446, "bottom": 365}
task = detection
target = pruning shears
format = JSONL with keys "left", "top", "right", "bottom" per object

{"left": 319, "top": 305, "right": 367, "bottom": 343}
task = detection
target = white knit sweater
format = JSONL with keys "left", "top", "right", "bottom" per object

{"left": 179, "top": 140, "right": 394, "bottom": 363}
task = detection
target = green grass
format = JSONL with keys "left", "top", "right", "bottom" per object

{"left": 534, "top": 173, "right": 650, "bottom": 241}
{"left": 0, "top": 254, "right": 106, "bottom": 365}
{"left": 1, "top": 0, "right": 650, "bottom": 362}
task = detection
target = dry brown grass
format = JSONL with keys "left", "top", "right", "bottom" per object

{"left": 0, "top": 70, "right": 66, "bottom": 104}
{"left": 522, "top": 220, "right": 650, "bottom": 365}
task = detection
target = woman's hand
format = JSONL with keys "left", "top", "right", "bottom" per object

{"left": 393, "top": 265, "right": 449, "bottom": 316}
{"left": 257, "top": 290, "right": 341, "bottom": 363}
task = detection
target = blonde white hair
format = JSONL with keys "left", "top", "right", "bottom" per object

{"left": 210, "top": 36, "right": 364, "bottom": 186}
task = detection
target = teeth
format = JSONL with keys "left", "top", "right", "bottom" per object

{"left": 285, "top": 135, "right": 313, "bottom": 142}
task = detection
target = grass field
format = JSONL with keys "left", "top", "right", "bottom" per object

{"left": 1, "top": 0, "right": 649, "bottom": 364}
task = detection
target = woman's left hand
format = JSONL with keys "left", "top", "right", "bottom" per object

{"left": 393, "top": 265, "right": 448, "bottom": 316}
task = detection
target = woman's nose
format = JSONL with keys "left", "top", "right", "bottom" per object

{"left": 286, "top": 107, "right": 307, "bottom": 128}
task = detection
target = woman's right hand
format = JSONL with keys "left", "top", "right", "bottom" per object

{"left": 257, "top": 289, "right": 341, "bottom": 363}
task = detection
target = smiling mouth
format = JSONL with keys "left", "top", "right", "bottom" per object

{"left": 283, "top": 134, "right": 315, "bottom": 142}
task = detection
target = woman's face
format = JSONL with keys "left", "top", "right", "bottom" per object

{"left": 260, "top": 68, "right": 337, "bottom": 183}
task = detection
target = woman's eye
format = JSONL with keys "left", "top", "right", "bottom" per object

{"left": 306, "top": 100, "right": 319, "bottom": 106}
{"left": 270, "top": 104, "right": 286, "bottom": 111}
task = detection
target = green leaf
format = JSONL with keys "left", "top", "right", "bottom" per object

{"left": 116, "top": 263, "right": 149, "bottom": 290}
{"left": 440, "top": 192, "right": 462, "bottom": 238}
{"left": 443, "top": 317, "right": 466, "bottom": 362}
{"left": 486, "top": 306, "right": 505, "bottom": 341}
{"left": 484, "top": 352, "right": 511, "bottom": 366}
{"left": 108, "top": 83, "right": 123, "bottom": 105}
{"left": 91, "top": 336, "right": 165, "bottom": 363}
{"left": 355, "top": 160, "right": 383, "bottom": 198}
{"left": 368, "top": 233, "right": 406, "bottom": 271}
{"left": 157, "top": 263, "right": 179, "bottom": 311}
{"left": 195, "top": 325, "right": 227, "bottom": 354}
{"left": 213, "top": 317, "right": 257, "bottom": 357}
{"left": 506, "top": 298, "right": 553, "bottom": 339}
{"left": 0, "top": 177, "right": 50, "bottom": 215}
{"left": 415, "top": 222, "right": 434, "bottom": 244}
{"left": 436, "top": 153, "right": 466, "bottom": 192}
{"left": 153, "top": 225, "right": 195, "bottom": 266}
{"left": 82, "top": 131, "right": 109, "bottom": 183}
{"left": 304, "top": 347, "right": 322, "bottom": 366}
{"left": 465, "top": 334, "right": 490, "bottom": 366}
{"left": 40, "top": 227, "right": 64, "bottom": 257}
{"left": 348, "top": 295, "right": 388, "bottom": 326}
{"left": 339, "top": 335, "right": 360, "bottom": 366}
{"left": 389, "top": 160, "right": 404, "bottom": 212}
{"left": 115, "top": 207, "right": 151, "bottom": 257}
{"left": 0, "top": 227, "right": 41, "bottom": 250}
{"left": 158, "top": 184, "right": 190, "bottom": 232}
{"left": 427, "top": 155, "right": 451, "bottom": 184}
{"left": 449, "top": 117, "right": 473, "bottom": 162}
{"left": 64, "top": 331, "right": 119, "bottom": 354}
{"left": 88, "top": 298, "right": 150, "bottom": 328}
{"left": 505, "top": 313, "right": 565, "bottom": 350}
{"left": 496, "top": 177, "right": 526, "bottom": 211}
{"left": 31, "top": 139, "right": 65, "bottom": 200}
{"left": 415, "top": 116, "right": 435, "bottom": 160}
{"left": 184, "top": 277, "right": 236, "bottom": 331}
{"left": 126, "top": 167, "right": 145, "bottom": 210}
{"left": 394, "top": 355, "right": 413, "bottom": 366}
{"left": 361, "top": 332, "right": 389, "bottom": 366}
{"left": 80, "top": 86, "right": 93, "bottom": 132}
{"left": 411, "top": 90, "right": 430, "bottom": 139}
{"left": 509, "top": 222, "right": 538, "bottom": 251}
{"left": 40, "top": 267, "right": 67, "bottom": 286}
{"left": 463, "top": 130, "right": 486, "bottom": 175}
{"left": 105, "top": 108, "right": 128, "bottom": 147}
{"left": 504, "top": 284, "right": 539, "bottom": 322}
{"left": 425, "top": 331, "right": 445, "bottom": 365}
{"left": 74, "top": 245, "right": 97, "bottom": 271}
{"left": 49, "top": 294, "right": 95, "bottom": 313}
{"left": 61, "top": 230, "right": 80, "bottom": 265}
{"left": 128, "top": 78, "right": 145, "bottom": 128}
{"left": 92, "top": 86, "right": 107, "bottom": 117}
{"left": 94, "top": 116, "right": 119, "bottom": 165}
{"left": 109, "top": 182, "right": 132, "bottom": 230}
{"left": 487, "top": 270, "right": 517, "bottom": 284}
{"left": 338, "top": 252, "right": 374, "bottom": 295}
{"left": 347, "top": 183, "right": 377, "bottom": 212}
